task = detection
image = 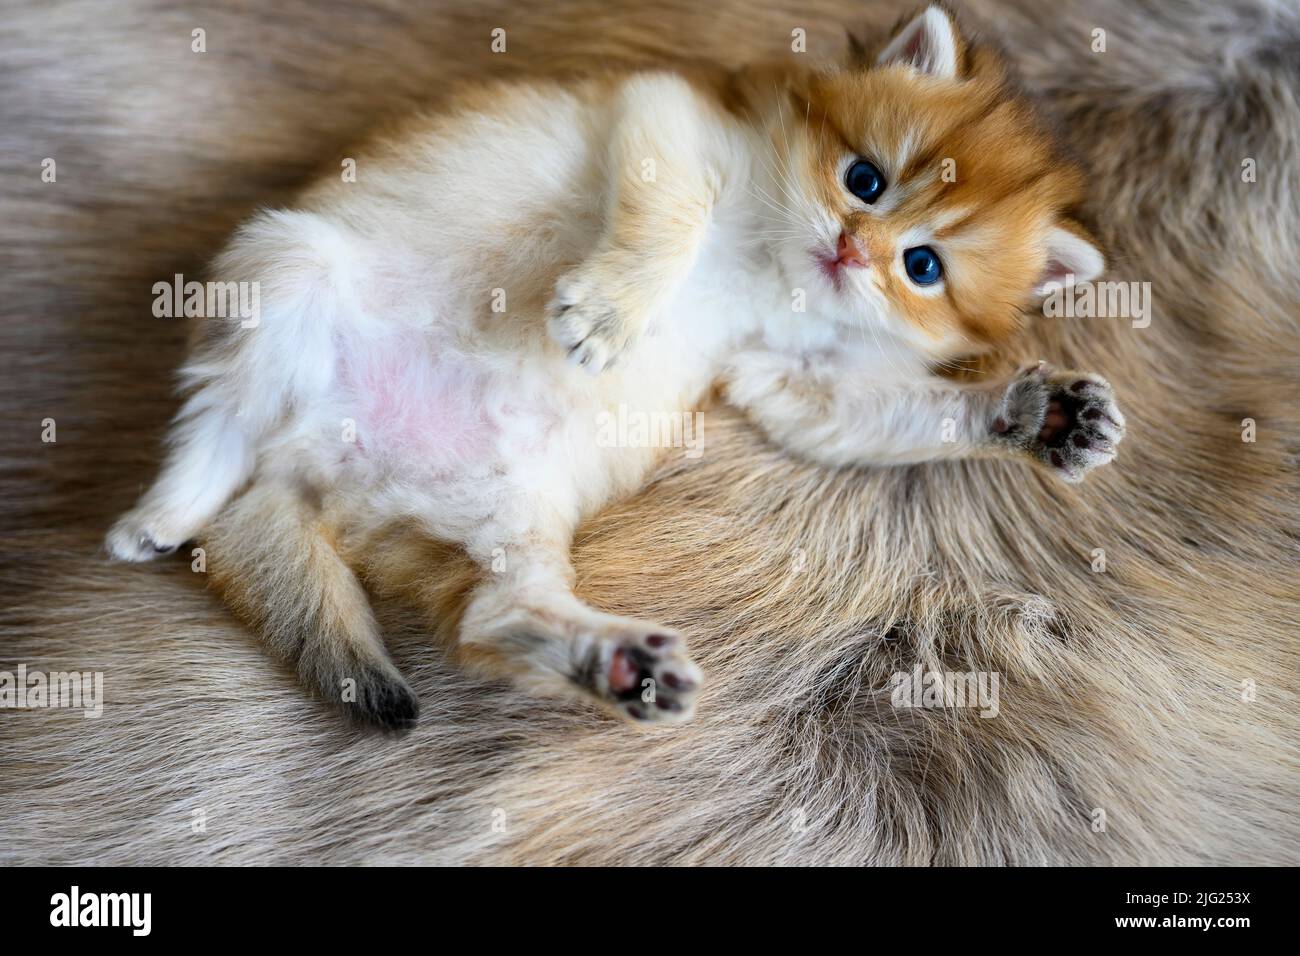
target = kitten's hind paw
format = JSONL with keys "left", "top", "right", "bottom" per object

{"left": 575, "top": 625, "right": 702, "bottom": 725}
{"left": 461, "top": 597, "right": 702, "bottom": 725}
{"left": 546, "top": 268, "right": 644, "bottom": 375}
{"left": 105, "top": 511, "right": 185, "bottom": 561}
{"left": 991, "top": 362, "right": 1126, "bottom": 483}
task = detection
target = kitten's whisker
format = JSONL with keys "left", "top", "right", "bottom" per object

{"left": 744, "top": 184, "right": 812, "bottom": 237}
{"left": 746, "top": 178, "right": 819, "bottom": 248}
{"left": 739, "top": 104, "right": 804, "bottom": 211}
{"left": 744, "top": 92, "right": 803, "bottom": 214}
{"left": 745, "top": 183, "right": 794, "bottom": 218}
{"left": 769, "top": 85, "right": 808, "bottom": 210}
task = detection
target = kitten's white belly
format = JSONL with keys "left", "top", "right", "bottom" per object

{"left": 239, "top": 88, "right": 767, "bottom": 556}
{"left": 309, "top": 275, "right": 750, "bottom": 545}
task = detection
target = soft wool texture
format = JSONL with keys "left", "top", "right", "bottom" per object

{"left": 2, "top": 0, "right": 1298, "bottom": 864}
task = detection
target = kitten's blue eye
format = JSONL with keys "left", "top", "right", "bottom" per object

{"left": 903, "top": 246, "right": 943, "bottom": 286}
{"left": 844, "top": 159, "right": 886, "bottom": 204}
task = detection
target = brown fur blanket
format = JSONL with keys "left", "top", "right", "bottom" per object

{"left": 1, "top": 0, "right": 1297, "bottom": 864}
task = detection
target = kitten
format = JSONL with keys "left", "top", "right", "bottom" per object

{"left": 107, "top": 4, "right": 1125, "bottom": 729}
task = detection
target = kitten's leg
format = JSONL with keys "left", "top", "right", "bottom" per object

{"left": 547, "top": 75, "right": 731, "bottom": 373}
{"left": 456, "top": 540, "right": 702, "bottom": 723}
{"left": 106, "top": 392, "right": 254, "bottom": 560}
{"left": 108, "top": 210, "right": 350, "bottom": 560}
{"left": 204, "top": 480, "right": 418, "bottom": 731}
{"left": 727, "top": 355, "right": 1124, "bottom": 482}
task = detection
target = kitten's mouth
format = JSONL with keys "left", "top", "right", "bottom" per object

{"left": 815, "top": 252, "right": 845, "bottom": 291}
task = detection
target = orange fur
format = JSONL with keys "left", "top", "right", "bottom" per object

{"left": 796, "top": 8, "right": 1094, "bottom": 346}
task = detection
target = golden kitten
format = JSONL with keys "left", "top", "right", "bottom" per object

{"left": 108, "top": 4, "right": 1124, "bottom": 728}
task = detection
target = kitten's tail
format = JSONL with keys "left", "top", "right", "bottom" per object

{"left": 205, "top": 479, "right": 418, "bottom": 730}
{"left": 107, "top": 209, "right": 353, "bottom": 561}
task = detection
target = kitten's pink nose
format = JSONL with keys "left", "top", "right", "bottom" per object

{"left": 836, "top": 231, "right": 869, "bottom": 268}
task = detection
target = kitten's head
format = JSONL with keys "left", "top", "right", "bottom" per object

{"left": 765, "top": 3, "right": 1102, "bottom": 356}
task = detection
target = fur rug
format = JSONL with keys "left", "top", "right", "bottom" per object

{"left": 1, "top": 0, "right": 1297, "bottom": 865}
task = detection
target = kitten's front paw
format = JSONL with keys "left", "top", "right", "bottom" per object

{"left": 546, "top": 269, "right": 643, "bottom": 375}
{"left": 578, "top": 627, "right": 702, "bottom": 725}
{"left": 990, "top": 362, "right": 1126, "bottom": 483}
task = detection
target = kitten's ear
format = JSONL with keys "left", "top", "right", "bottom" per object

{"left": 876, "top": 5, "right": 964, "bottom": 80}
{"left": 1035, "top": 222, "right": 1105, "bottom": 295}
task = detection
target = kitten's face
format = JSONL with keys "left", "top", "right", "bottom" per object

{"left": 764, "top": 6, "right": 1102, "bottom": 358}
